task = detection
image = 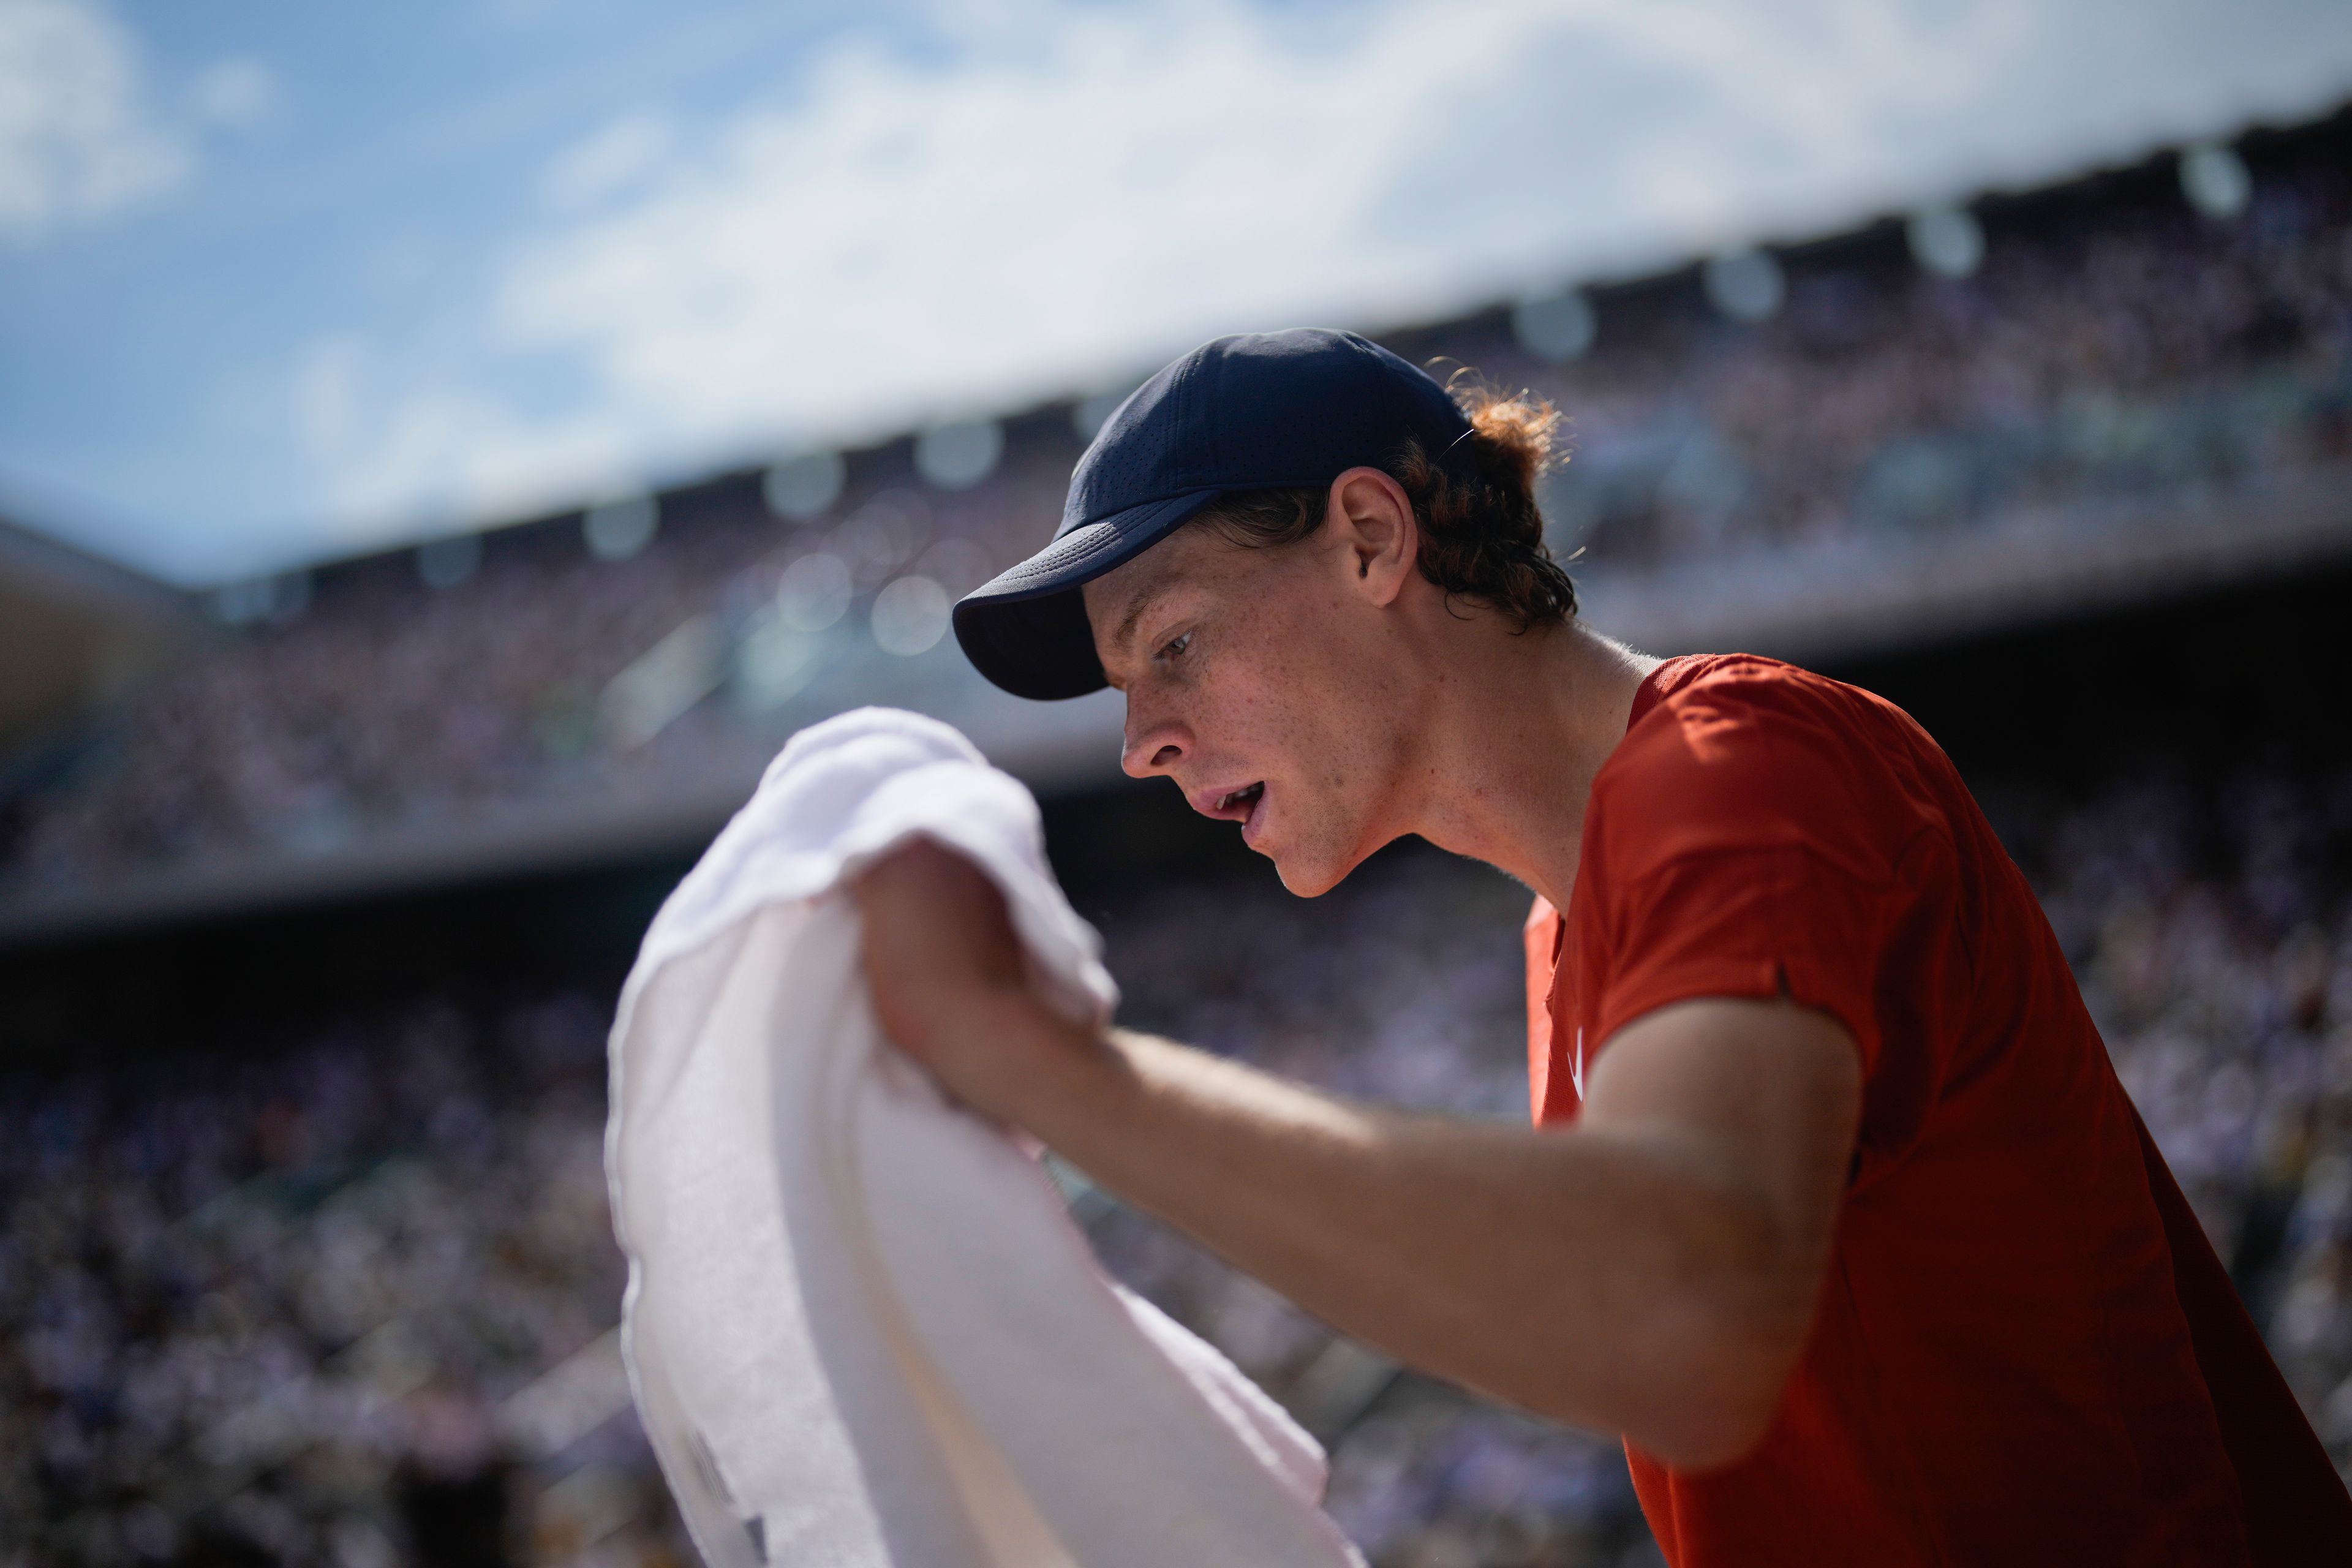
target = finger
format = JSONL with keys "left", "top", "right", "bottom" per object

{"left": 856, "top": 840, "right": 1026, "bottom": 979}
{"left": 855, "top": 840, "right": 984, "bottom": 927}
{"left": 848, "top": 839, "right": 940, "bottom": 905}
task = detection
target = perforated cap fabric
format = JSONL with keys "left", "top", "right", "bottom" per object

{"left": 952, "top": 328, "right": 1477, "bottom": 699}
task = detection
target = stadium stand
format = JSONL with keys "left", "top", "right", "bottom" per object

{"left": 4, "top": 103, "right": 2352, "bottom": 1568}
{"left": 0, "top": 515, "right": 192, "bottom": 774}
{"left": 6, "top": 750, "right": 2351, "bottom": 1566}
{"left": 2, "top": 112, "right": 2349, "bottom": 940}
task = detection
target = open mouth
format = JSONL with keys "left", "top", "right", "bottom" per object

{"left": 1189, "top": 778, "right": 1270, "bottom": 842}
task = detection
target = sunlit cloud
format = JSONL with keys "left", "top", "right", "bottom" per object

{"left": 190, "top": 56, "right": 278, "bottom": 129}
{"left": 538, "top": 111, "right": 676, "bottom": 211}
{"left": 0, "top": 0, "right": 189, "bottom": 243}
{"left": 282, "top": 0, "right": 2352, "bottom": 564}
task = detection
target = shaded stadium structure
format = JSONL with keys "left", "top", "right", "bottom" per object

{"left": 6, "top": 108, "right": 2351, "bottom": 941}
{"left": 4, "top": 108, "right": 2352, "bottom": 1567}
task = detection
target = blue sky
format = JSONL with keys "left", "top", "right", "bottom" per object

{"left": 5, "top": 0, "right": 2351, "bottom": 586}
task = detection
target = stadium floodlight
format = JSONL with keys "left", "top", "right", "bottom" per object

{"left": 777, "top": 551, "right": 853, "bottom": 633}
{"left": 914, "top": 420, "right": 1004, "bottom": 491}
{"left": 1659, "top": 429, "right": 1747, "bottom": 533}
{"left": 1906, "top": 208, "right": 1985, "bottom": 281}
{"left": 1703, "top": 249, "right": 1784, "bottom": 323}
{"left": 600, "top": 614, "right": 724, "bottom": 750}
{"left": 870, "top": 574, "right": 952, "bottom": 657}
{"left": 914, "top": 536, "right": 995, "bottom": 598}
{"left": 733, "top": 612, "right": 823, "bottom": 713}
{"left": 416, "top": 533, "right": 482, "bottom": 590}
{"left": 584, "top": 495, "right": 660, "bottom": 562}
{"left": 1510, "top": 289, "right": 1597, "bottom": 363}
{"left": 209, "top": 577, "right": 276, "bottom": 625}
{"left": 217, "top": 568, "right": 312, "bottom": 626}
{"left": 764, "top": 451, "right": 846, "bottom": 522}
{"left": 2180, "top": 142, "right": 2252, "bottom": 221}
{"left": 834, "top": 490, "right": 930, "bottom": 587}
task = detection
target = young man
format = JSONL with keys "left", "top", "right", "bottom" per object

{"left": 854, "top": 329, "right": 2351, "bottom": 1563}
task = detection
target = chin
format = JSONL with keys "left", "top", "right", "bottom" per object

{"left": 1252, "top": 796, "right": 1378, "bottom": 898}
{"left": 1266, "top": 842, "right": 1355, "bottom": 899}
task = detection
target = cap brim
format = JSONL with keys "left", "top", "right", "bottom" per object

{"left": 952, "top": 488, "right": 1218, "bottom": 699}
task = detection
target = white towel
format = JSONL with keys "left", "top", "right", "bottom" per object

{"left": 604, "top": 707, "right": 1363, "bottom": 1567}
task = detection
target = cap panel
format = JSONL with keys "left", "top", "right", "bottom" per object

{"left": 1182, "top": 343, "right": 1218, "bottom": 490}
{"left": 974, "top": 327, "right": 1483, "bottom": 699}
{"left": 1060, "top": 340, "right": 1226, "bottom": 538}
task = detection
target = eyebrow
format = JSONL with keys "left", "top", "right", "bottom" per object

{"left": 1110, "top": 580, "right": 1177, "bottom": 655}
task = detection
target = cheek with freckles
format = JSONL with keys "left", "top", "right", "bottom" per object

{"left": 1214, "top": 600, "right": 1392, "bottom": 889}
{"left": 1152, "top": 538, "right": 1411, "bottom": 892}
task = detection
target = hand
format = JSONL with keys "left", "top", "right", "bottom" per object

{"left": 850, "top": 838, "right": 1099, "bottom": 1125}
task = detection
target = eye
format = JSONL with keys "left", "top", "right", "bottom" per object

{"left": 1156, "top": 630, "right": 1193, "bottom": 662}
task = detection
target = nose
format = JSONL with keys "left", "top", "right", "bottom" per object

{"left": 1120, "top": 703, "right": 1187, "bottom": 780}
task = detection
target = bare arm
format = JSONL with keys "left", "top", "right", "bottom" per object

{"left": 855, "top": 842, "right": 1861, "bottom": 1468}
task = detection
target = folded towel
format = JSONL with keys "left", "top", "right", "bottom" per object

{"left": 605, "top": 707, "right": 1363, "bottom": 1567}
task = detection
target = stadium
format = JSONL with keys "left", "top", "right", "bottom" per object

{"left": 4, "top": 10, "right": 2352, "bottom": 1565}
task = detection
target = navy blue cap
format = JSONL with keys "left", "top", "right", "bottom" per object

{"left": 951, "top": 328, "right": 1476, "bottom": 699}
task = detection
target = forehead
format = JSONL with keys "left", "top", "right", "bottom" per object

{"left": 1082, "top": 526, "right": 1235, "bottom": 643}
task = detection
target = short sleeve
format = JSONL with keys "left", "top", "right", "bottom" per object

{"left": 1575, "top": 664, "right": 1953, "bottom": 1091}
{"left": 1588, "top": 843, "right": 1893, "bottom": 1076}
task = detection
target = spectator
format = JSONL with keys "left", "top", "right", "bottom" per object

{"left": 2, "top": 134, "right": 2346, "bottom": 894}
{"left": 6, "top": 754, "right": 2348, "bottom": 1565}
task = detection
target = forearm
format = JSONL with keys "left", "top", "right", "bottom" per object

{"left": 851, "top": 844, "right": 1853, "bottom": 1465}
{"left": 1003, "top": 1011, "right": 1807, "bottom": 1463}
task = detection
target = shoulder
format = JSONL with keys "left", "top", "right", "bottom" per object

{"left": 1634, "top": 653, "right": 1902, "bottom": 744}
{"left": 1604, "top": 654, "right": 1898, "bottom": 794}
{"left": 1591, "top": 655, "right": 1939, "bottom": 875}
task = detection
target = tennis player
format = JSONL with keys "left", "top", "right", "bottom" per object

{"left": 853, "top": 329, "right": 2352, "bottom": 1564}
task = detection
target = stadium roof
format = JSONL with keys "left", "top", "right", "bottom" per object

{"left": 0, "top": 515, "right": 192, "bottom": 756}
{"left": 2, "top": 0, "right": 2350, "bottom": 586}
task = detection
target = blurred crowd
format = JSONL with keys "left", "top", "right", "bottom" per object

{"left": 1494, "top": 149, "right": 2352, "bottom": 566}
{"left": 1091, "top": 748, "right": 2352, "bottom": 1564}
{"left": 4, "top": 129, "right": 2350, "bottom": 894}
{"left": 2026, "top": 761, "right": 2352, "bottom": 1449}
{"left": 0, "top": 995, "right": 680, "bottom": 1568}
{"left": 7, "top": 750, "right": 2351, "bottom": 1567}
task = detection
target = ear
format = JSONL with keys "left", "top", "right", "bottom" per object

{"left": 1324, "top": 467, "right": 1418, "bottom": 607}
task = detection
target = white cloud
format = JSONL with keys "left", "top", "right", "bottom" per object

{"left": 191, "top": 56, "right": 277, "bottom": 128}
{"left": 0, "top": 0, "right": 189, "bottom": 242}
{"left": 296, "top": 0, "right": 2352, "bottom": 551}
{"left": 290, "top": 326, "right": 638, "bottom": 543}
{"left": 314, "top": 390, "right": 633, "bottom": 538}
{"left": 540, "top": 112, "right": 676, "bottom": 210}
{"left": 292, "top": 334, "right": 365, "bottom": 455}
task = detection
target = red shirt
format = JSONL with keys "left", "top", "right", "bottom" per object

{"left": 1524, "top": 654, "right": 2350, "bottom": 1566}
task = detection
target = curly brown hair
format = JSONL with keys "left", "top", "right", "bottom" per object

{"left": 1193, "top": 376, "right": 1577, "bottom": 628}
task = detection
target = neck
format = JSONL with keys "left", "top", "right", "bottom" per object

{"left": 1401, "top": 617, "right": 1657, "bottom": 911}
